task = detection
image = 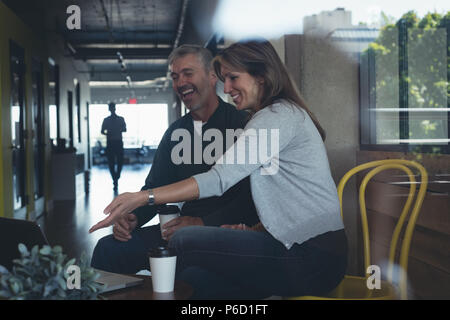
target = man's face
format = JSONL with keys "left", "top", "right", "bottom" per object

{"left": 169, "top": 53, "right": 216, "bottom": 112}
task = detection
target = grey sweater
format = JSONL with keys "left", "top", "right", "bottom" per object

{"left": 194, "top": 100, "right": 344, "bottom": 249}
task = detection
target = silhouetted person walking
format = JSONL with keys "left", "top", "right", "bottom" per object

{"left": 101, "top": 102, "right": 126, "bottom": 191}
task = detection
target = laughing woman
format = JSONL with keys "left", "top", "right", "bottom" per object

{"left": 90, "top": 39, "right": 347, "bottom": 299}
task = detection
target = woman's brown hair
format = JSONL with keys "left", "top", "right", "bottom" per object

{"left": 213, "top": 39, "right": 326, "bottom": 141}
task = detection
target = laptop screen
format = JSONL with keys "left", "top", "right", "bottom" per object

{"left": 0, "top": 217, "right": 49, "bottom": 271}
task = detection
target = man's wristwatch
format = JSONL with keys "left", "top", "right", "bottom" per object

{"left": 147, "top": 189, "right": 155, "bottom": 206}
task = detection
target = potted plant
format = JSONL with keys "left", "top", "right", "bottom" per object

{"left": 0, "top": 243, "right": 104, "bottom": 300}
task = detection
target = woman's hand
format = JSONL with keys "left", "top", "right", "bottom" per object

{"left": 89, "top": 177, "right": 200, "bottom": 234}
{"left": 89, "top": 191, "right": 148, "bottom": 233}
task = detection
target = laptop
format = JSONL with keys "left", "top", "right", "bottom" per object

{"left": 0, "top": 217, "right": 143, "bottom": 292}
{"left": 0, "top": 217, "right": 49, "bottom": 270}
{"left": 94, "top": 269, "right": 144, "bottom": 293}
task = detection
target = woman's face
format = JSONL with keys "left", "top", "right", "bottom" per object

{"left": 221, "top": 65, "right": 263, "bottom": 111}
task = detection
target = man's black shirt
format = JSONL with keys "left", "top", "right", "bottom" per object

{"left": 133, "top": 98, "right": 258, "bottom": 228}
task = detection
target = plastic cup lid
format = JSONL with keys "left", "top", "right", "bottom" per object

{"left": 148, "top": 246, "right": 176, "bottom": 258}
{"left": 157, "top": 205, "right": 180, "bottom": 215}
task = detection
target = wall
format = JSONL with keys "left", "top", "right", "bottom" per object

{"left": 46, "top": 32, "right": 91, "bottom": 160}
{"left": 285, "top": 34, "right": 361, "bottom": 275}
{"left": 44, "top": 31, "right": 92, "bottom": 207}
{"left": 0, "top": 2, "right": 91, "bottom": 219}
{"left": 0, "top": 2, "right": 48, "bottom": 219}
{"left": 0, "top": 32, "right": 3, "bottom": 218}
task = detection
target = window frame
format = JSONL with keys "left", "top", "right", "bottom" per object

{"left": 359, "top": 19, "right": 450, "bottom": 155}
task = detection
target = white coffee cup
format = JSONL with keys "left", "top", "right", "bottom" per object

{"left": 157, "top": 205, "right": 180, "bottom": 239}
{"left": 148, "top": 246, "right": 177, "bottom": 293}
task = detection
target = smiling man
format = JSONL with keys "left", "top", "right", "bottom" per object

{"left": 91, "top": 45, "right": 259, "bottom": 274}
{"left": 170, "top": 51, "right": 217, "bottom": 120}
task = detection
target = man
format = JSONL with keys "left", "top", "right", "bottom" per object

{"left": 91, "top": 45, "right": 258, "bottom": 274}
{"left": 101, "top": 102, "right": 127, "bottom": 191}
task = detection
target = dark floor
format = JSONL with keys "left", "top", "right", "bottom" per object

{"left": 37, "top": 163, "right": 157, "bottom": 263}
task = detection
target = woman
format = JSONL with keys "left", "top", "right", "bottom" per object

{"left": 90, "top": 39, "right": 347, "bottom": 299}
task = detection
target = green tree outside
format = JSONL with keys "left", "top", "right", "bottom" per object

{"left": 365, "top": 11, "right": 449, "bottom": 144}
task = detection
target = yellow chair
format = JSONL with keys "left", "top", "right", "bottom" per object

{"left": 286, "top": 159, "right": 428, "bottom": 300}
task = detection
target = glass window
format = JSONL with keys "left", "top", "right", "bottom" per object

{"left": 360, "top": 12, "right": 449, "bottom": 153}
{"left": 89, "top": 103, "right": 169, "bottom": 149}
{"left": 48, "top": 63, "right": 59, "bottom": 144}
{"left": 49, "top": 104, "right": 57, "bottom": 141}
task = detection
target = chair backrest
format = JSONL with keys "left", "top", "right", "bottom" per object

{"left": 337, "top": 159, "right": 428, "bottom": 299}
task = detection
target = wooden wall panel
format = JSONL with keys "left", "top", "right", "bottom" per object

{"left": 367, "top": 210, "right": 450, "bottom": 273}
{"left": 407, "top": 257, "right": 450, "bottom": 299}
{"left": 355, "top": 150, "right": 449, "bottom": 299}
{"left": 365, "top": 181, "right": 449, "bottom": 235}
{"left": 367, "top": 210, "right": 450, "bottom": 299}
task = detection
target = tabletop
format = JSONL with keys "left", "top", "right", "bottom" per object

{"left": 100, "top": 275, "right": 193, "bottom": 300}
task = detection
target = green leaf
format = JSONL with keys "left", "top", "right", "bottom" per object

{"left": 0, "top": 265, "right": 10, "bottom": 275}
{"left": 30, "top": 246, "right": 39, "bottom": 260}
{"left": 57, "top": 277, "right": 67, "bottom": 290}
{"left": 52, "top": 246, "right": 63, "bottom": 254}
{"left": 0, "top": 289, "right": 12, "bottom": 298}
{"left": 25, "top": 277, "right": 33, "bottom": 288}
{"left": 39, "top": 246, "right": 51, "bottom": 256}
{"left": 50, "top": 261, "right": 56, "bottom": 274}
{"left": 18, "top": 244, "right": 29, "bottom": 257}
{"left": 10, "top": 281, "right": 20, "bottom": 295}
{"left": 65, "top": 258, "right": 76, "bottom": 269}
{"left": 43, "top": 283, "right": 53, "bottom": 297}
{"left": 0, "top": 244, "right": 102, "bottom": 300}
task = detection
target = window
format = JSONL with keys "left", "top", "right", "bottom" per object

{"left": 76, "top": 82, "right": 81, "bottom": 143}
{"left": 360, "top": 12, "right": 449, "bottom": 154}
{"left": 48, "top": 63, "right": 59, "bottom": 143}
{"left": 89, "top": 103, "right": 168, "bottom": 149}
{"left": 49, "top": 105, "right": 57, "bottom": 141}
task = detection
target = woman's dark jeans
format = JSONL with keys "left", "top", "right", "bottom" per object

{"left": 168, "top": 226, "right": 348, "bottom": 300}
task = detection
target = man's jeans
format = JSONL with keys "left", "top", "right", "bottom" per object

{"left": 106, "top": 140, "right": 124, "bottom": 181}
{"left": 91, "top": 224, "right": 165, "bottom": 274}
{"left": 168, "top": 226, "right": 348, "bottom": 299}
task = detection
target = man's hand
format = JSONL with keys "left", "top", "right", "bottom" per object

{"left": 113, "top": 214, "right": 138, "bottom": 242}
{"left": 220, "top": 223, "right": 249, "bottom": 231}
{"left": 221, "top": 222, "right": 265, "bottom": 232}
{"left": 161, "top": 216, "right": 204, "bottom": 240}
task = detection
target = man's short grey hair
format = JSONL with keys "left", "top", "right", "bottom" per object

{"left": 168, "top": 44, "right": 213, "bottom": 71}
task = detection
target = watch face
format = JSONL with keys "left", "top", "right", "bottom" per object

{"left": 148, "top": 190, "right": 155, "bottom": 205}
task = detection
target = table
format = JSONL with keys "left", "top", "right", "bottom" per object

{"left": 100, "top": 275, "right": 193, "bottom": 300}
